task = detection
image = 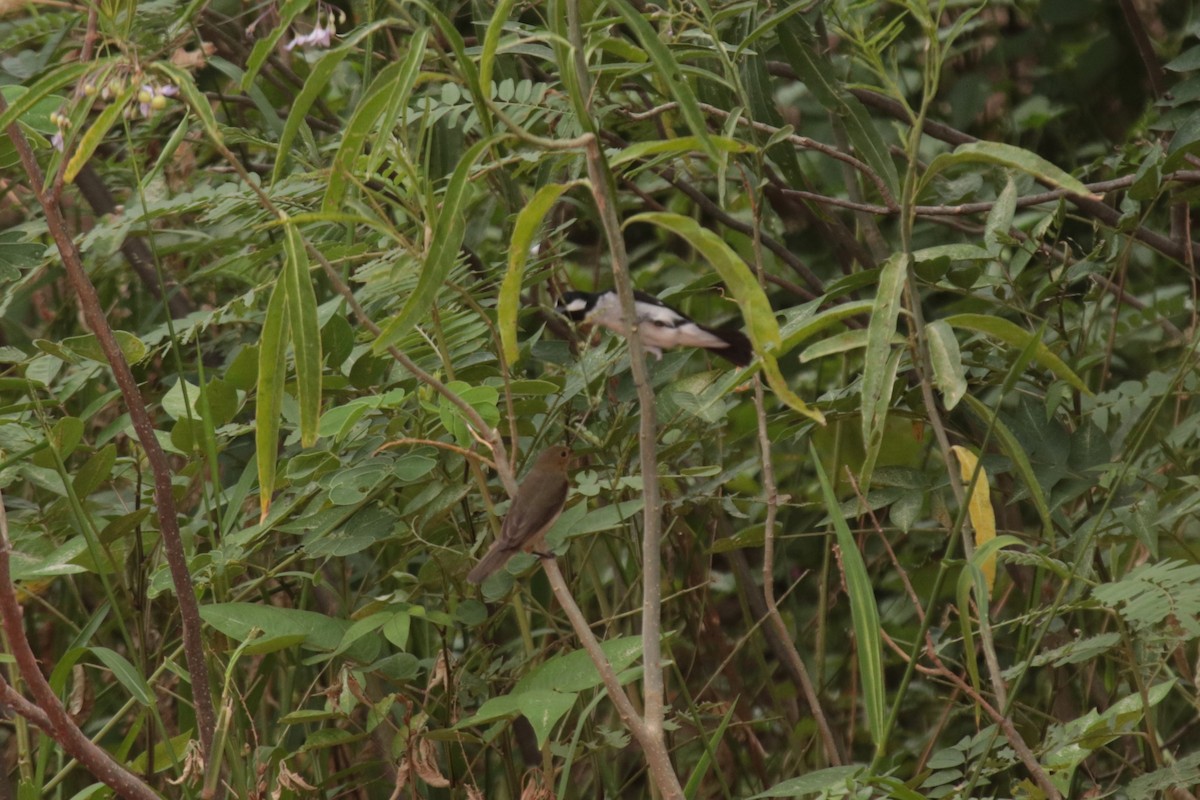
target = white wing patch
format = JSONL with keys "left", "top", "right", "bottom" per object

{"left": 586, "top": 290, "right": 735, "bottom": 356}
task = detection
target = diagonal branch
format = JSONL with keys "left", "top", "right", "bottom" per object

{"left": 0, "top": 92, "right": 217, "bottom": 763}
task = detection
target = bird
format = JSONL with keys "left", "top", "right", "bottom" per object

{"left": 557, "top": 289, "right": 753, "bottom": 367}
{"left": 467, "top": 445, "right": 572, "bottom": 584}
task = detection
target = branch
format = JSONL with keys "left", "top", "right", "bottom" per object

{"left": 752, "top": 376, "right": 843, "bottom": 766}
{"left": 0, "top": 92, "right": 217, "bottom": 762}
{"left": 0, "top": 493, "right": 162, "bottom": 800}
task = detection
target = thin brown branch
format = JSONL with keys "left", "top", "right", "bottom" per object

{"left": 753, "top": 375, "right": 842, "bottom": 766}
{"left": 0, "top": 92, "right": 216, "bottom": 762}
{"left": 0, "top": 494, "right": 162, "bottom": 800}
{"left": 1117, "top": 0, "right": 1166, "bottom": 98}
{"left": 583, "top": 123, "right": 684, "bottom": 800}
{"left": 621, "top": 100, "right": 896, "bottom": 209}
{"left": 924, "top": 646, "right": 1062, "bottom": 800}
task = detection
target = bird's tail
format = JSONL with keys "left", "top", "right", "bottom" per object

{"left": 705, "top": 327, "right": 753, "bottom": 367}
{"left": 467, "top": 544, "right": 516, "bottom": 584}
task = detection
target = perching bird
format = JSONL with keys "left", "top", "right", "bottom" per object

{"left": 557, "top": 289, "right": 753, "bottom": 367}
{"left": 467, "top": 445, "right": 572, "bottom": 584}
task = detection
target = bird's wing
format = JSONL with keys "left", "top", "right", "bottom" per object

{"left": 499, "top": 476, "right": 569, "bottom": 548}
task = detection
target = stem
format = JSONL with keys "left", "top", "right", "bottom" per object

{"left": 1, "top": 92, "right": 217, "bottom": 763}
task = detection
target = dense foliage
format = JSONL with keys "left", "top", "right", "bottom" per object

{"left": 2, "top": 0, "right": 1200, "bottom": 798}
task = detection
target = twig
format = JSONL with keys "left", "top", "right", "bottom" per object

{"left": 568, "top": 1, "right": 682, "bottom": 794}
{"left": 0, "top": 92, "right": 217, "bottom": 762}
{"left": 752, "top": 376, "right": 842, "bottom": 765}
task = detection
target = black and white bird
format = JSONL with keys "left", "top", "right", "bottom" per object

{"left": 557, "top": 289, "right": 753, "bottom": 367}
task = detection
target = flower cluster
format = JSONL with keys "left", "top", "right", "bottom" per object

{"left": 285, "top": 5, "right": 343, "bottom": 51}
{"left": 136, "top": 83, "right": 179, "bottom": 117}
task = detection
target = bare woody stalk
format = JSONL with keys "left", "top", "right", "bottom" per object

{"left": 0, "top": 93, "right": 217, "bottom": 762}
{"left": 565, "top": 0, "right": 671, "bottom": 767}
{"left": 751, "top": 375, "right": 843, "bottom": 766}
{"left": 0, "top": 492, "right": 162, "bottom": 800}
{"left": 579, "top": 134, "right": 681, "bottom": 796}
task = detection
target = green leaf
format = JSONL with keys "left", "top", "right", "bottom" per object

{"left": 776, "top": 16, "right": 899, "bottom": 200}
{"left": 73, "top": 444, "right": 116, "bottom": 497}
{"left": 941, "top": 313, "right": 1090, "bottom": 395}
{"left": 255, "top": 279, "right": 289, "bottom": 520}
{"left": 59, "top": 331, "right": 148, "bottom": 365}
{"left": 500, "top": 181, "right": 583, "bottom": 364}
{"left": 748, "top": 766, "right": 864, "bottom": 798}
{"left": 63, "top": 87, "right": 131, "bottom": 184}
{"left": 0, "top": 62, "right": 95, "bottom": 134}
{"left": 91, "top": 646, "right": 153, "bottom": 706}
{"left": 811, "top": 443, "right": 885, "bottom": 751}
{"left": 460, "top": 635, "right": 642, "bottom": 746}
{"left": 625, "top": 212, "right": 777, "bottom": 351}
{"left": 241, "top": 0, "right": 311, "bottom": 89}
{"left": 514, "top": 635, "right": 642, "bottom": 694}
{"left": 374, "top": 136, "right": 497, "bottom": 353}
{"left": 800, "top": 329, "right": 903, "bottom": 362}
{"left": 606, "top": 0, "right": 720, "bottom": 162}
{"left": 479, "top": 0, "right": 520, "bottom": 96}
{"left": 861, "top": 253, "right": 907, "bottom": 487}
{"left": 921, "top": 141, "right": 1095, "bottom": 199}
{"left": 610, "top": 135, "right": 754, "bottom": 167}
{"left": 274, "top": 45, "right": 353, "bottom": 183}
{"left": 127, "top": 730, "right": 193, "bottom": 773}
{"left": 926, "top": 320, "right": 966, "bottom": 410}
{"left": 323, "top": 41, "right": 429, "bottom": 213}
{"left": 761, "top": 352, "right": 825, "bottom": 423}
{"left": 780, "top": 300, "right": 873, "bottom": 354}
{"left": 282, "top": 224, "right": 321, "bottom": 447}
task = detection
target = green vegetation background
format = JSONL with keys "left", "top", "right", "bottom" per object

{"left": 1, "top": 0, "right": 1199, "bottom": 797}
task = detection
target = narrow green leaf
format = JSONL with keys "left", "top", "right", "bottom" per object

{"left": 282, "top": 224, "right": 321, "bottom": 446}
{"left": 63, "top": 88, "right": 131, "bottom": 184}
{"left": 0, "top": 62, "right": 94, "bottom": 134}
{"left": 149, "top": 62, "right": 222, "bottom": 144}
{"left": 273, "top": 21, "right": 397, "bottom": 184}
{"left": 256, "top": 279, "right": 289, "bottom": 520}
{"left": 748, "top": 767, "right": 863, "bottom": 799}
{"left": 984, "top": 177, "right": 1017, "bottom": 253}
{"left": 91, "top": 646, "right": 153, "bottom": 706}
{"left": 956, "top": 561, "right": 984, "bottom": 704}
{"left": 241, "top": 0, "right": 310, "bottom": 89}
{"left": 500, "top": 181, "right": 584, "bottom": 364}
{"left": 861, "top": 253, "right": 907, "bottom": 483}
{"left": 810, "top": 443, "right": 885, "bottom": 750}
{"left": 776, "top": 16, "right": 899, "bottom": 199}
{"left": 941, "top": 313, "right": 1090, "bottom": 394}
{"left": 323, "top": 43, "right": 428, "bottom": 213}
{"left": 684, "top": 702, "right": 737, "bottom": 798}
{"left": 926, "top": 320, "right": 966, "bottom": 410}
{"left": 479, "top": 0, "right": 519, "bottom": 95}
{"left": 375, "top": 136, "right": 499, "bottom": 353}
{"left": 921, "top": 141, "right": 1096, "bottom": 199}
{"left": 607, "top": 0, "right": 720, "bottom": 162}
{"left": 801, "top": 328, "right": 904, "bottom": 363}
{"left": 779, "top": 300, "right": 873, "bottom": 353}
{"left": 610, "top": 135, "right": 754, "bottom": 167}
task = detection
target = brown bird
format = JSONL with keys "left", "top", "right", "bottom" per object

{"left": 467, "top": 445, "right": 572, "bottom": 584}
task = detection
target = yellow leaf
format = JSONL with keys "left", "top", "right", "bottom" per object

{"left": 951, "top": 445, "right": 997, "bottom": 589}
